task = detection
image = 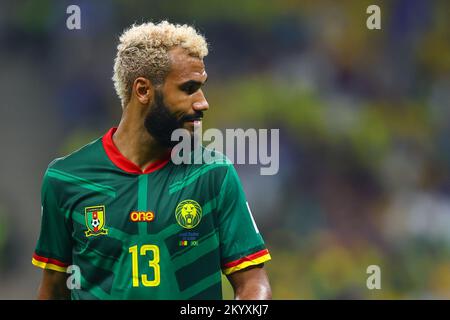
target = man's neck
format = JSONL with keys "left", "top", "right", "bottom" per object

{"left": 113, "top": 108, "right": 169, "bottom": 172}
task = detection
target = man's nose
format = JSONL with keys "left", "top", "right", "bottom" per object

{"left": 192, "top": 90, "right": 209, "bottom": 111}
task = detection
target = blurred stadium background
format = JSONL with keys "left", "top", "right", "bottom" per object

{"left": 0, "top": 0, "right": 449, "bottom": 299}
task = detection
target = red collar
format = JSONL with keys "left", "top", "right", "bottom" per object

{"left": 102, "top": 128, "right": 170, "bottom": 174}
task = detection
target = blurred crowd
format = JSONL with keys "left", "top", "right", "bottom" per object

{"left": 0, "top": 0, "right": 449, "bottom": 299}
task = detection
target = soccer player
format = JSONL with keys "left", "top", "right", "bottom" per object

{"left": 32, "top": 21, "right": 272, "bottom": 300}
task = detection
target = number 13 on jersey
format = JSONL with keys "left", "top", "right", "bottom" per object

{"left": 129, "top": 244, "right": 160, "bottom": 287}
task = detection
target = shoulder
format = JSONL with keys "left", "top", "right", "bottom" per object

{"left": 169, "top": 146, "right": 236, "bottom": 194}
{"left": 42, "top": 137, "right": 105, "bottom": 196}
{"left": 191, "top": 146, "right": 235, "bottom": 178}
{"left": 195, "top": 146, "right": 243, "bottom": 189}
{"left": 41, "top": 136, "right": 112, "bottom": 202}
{"left": 200, "top": 146, "right": 233, "bottom": 167}
{"left": 46, "top": 137, "right": 104, "bottom": 173}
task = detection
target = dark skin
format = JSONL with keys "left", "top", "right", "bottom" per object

{"left": 226, "top": 265, "right": 271, "bottom": 300}
{"left": 38, "top": 270, "right": 70, "bottom": 299}
{"left": 37, "top": 46, "right": 272, "bottom": 300}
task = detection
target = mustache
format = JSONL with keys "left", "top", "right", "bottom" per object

{"left": 180, "top": 111, "right": 203, "bottom": 122}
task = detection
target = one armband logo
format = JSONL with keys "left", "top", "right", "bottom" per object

{"left": 129, "top": 211, "right": 155, "bottom": 222}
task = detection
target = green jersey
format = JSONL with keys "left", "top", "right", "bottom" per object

{"left": 32, "top": 128, "right": 271, "bottom": 300}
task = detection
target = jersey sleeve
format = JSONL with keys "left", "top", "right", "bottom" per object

{"left": 217, "top": 165, "right": 271, "bottom": 275}
{"left": 32, "top": 167, "right": 72, "bottom": 272}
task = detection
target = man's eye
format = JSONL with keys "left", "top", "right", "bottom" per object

{"left": 186, "top": 86, "right": 199, "bottom": 94}
{"left": 181, "top": 83, "right": 200, "bottom": 94}
{"left": 186, "top": 87, "right": 194, "bottom": 94}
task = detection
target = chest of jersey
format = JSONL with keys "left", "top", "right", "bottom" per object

{"left": 62, "top": 164, "right": 224, "bottom": 299}
{"left": 66, "top": 164, "right": 220, "bottom": 244}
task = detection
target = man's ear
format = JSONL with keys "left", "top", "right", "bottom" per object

{"left": 132, "top": 77, "right": 154, "bottom": 105}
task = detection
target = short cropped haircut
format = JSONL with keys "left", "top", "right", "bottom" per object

{"left": 112, "top": 21, "right": 208, "bottom": 107}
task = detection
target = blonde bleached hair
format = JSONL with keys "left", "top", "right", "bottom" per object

{"left": 112, "top": 21, "right": 208, "bottom": 107}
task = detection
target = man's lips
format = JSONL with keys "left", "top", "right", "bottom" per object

{"left": 182, "top": 111, "right": 204, "bottom": 123}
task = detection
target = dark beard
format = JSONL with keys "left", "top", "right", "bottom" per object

{"left": 144, "top": 90, "right": 203, "bottom": 148}
{"left": 144, "top": 91, "right": 180, "bottom": 148}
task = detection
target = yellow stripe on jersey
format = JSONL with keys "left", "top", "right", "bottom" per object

{"left": 32, "top": 257, "right": 68, "bottom": 273}
{"left": 222, "top": 252, "right": 271, "bottom": 275}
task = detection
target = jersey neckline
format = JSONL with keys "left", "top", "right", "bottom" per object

{"left": 102, "top": 127, "right": 171, "bottom": 174}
